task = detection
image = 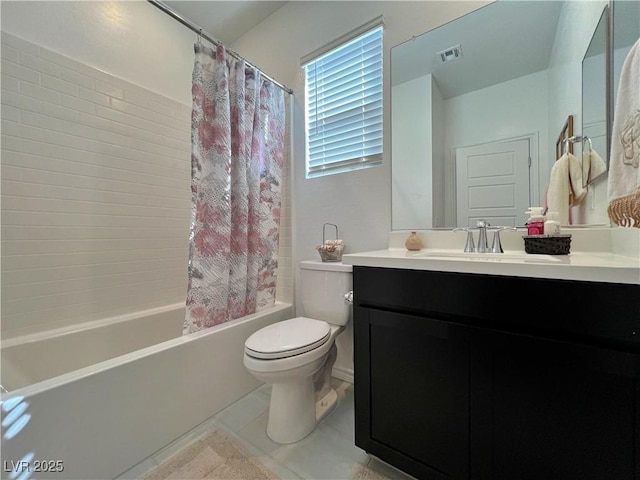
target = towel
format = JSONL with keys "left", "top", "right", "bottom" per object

{"left": 583, "top": 148, "right": 607, "bottom": 184}
{"left": 547, "top": 152, "right": 587, "bottom": 225}
{"left": 607, "top": 38, "right": 640, "bottom": 227}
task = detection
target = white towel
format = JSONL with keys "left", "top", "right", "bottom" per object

{"left": 607, "top": 38, "right": 640, "bottom": 203}
{"left": 547, "top": 152, "right": 587, "bottom": 225}
{"left": 583, "top": 148, "right": 607, "bottom": 184}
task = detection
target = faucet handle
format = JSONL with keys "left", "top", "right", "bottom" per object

{"left": 453, "top": 227, "right": 476, "bottom": 252}
{"left": 489, "top": 226, "right": 517, "bottom": 253}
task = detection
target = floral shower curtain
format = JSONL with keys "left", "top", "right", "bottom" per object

{"left": 185, "top": 43, "right": 286, "bottom": 333}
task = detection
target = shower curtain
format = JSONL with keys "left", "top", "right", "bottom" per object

{"left": 185, "top": 43, "right": 286, "bottom": 333}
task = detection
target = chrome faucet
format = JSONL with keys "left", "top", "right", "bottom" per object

{"left": 475, "top": 219, "right": 489, "bottom": 253}
{"left": 489, "top": 226, "right": 518, "bottom": 253}
{"left": 453, "top": 219, "right": 489, "bottom": 252}
{"left": 455, "top": 220, "right": 518, "bottom": 253}
{"left": 453, "top": 227, "right": 476, "bottom": 252}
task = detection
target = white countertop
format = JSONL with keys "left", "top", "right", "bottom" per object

{"left": 341, "top": 228, "right": 640, "bottom": 284}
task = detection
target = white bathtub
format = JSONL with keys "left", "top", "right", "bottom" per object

{"left": 1, "top": 304, "right": 187, "bottom": 391}
{"left": 0, "top": 302, "right": 293, "bottom": 480}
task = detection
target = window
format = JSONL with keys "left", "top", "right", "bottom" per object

{"left": 302, "top": 20, "right": 383, "bottom": 178}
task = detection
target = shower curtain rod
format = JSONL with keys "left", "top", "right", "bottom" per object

{"left": 147, "top": 0, "right": 293, "bottom": 95}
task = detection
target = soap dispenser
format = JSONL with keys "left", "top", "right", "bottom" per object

{"left": 526, "top": 207, "right": 545, "bottom": 235}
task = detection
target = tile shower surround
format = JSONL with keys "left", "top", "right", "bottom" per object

{"left": 0, "top": 31, "right": 293, "bottom": 338}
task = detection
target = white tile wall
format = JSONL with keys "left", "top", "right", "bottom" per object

{"left": 1, "top": 32, "right": 293, "bottom": 339}
{"left": 276, "top": 95, "right": 293, "bottom": 303}
{"left": 0, "top": 32, "right": 192, "bottom": 338}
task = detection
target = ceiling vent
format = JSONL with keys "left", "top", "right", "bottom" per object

{"left": 437, "top": 44, "right": 463, "bottom": 63}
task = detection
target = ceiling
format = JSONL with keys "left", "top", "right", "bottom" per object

{"left": 163, "top": 1, "right": 288, "bottom": 45}
{"left": 391, "top": 1, "right": 564, "bottom": 99}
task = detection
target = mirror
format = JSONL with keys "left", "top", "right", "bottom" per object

{"left": 581, "top": 5, "right": 609, "bottom": 188}
{"left": 391, "top": 0, "right": 610, "bottom": 230}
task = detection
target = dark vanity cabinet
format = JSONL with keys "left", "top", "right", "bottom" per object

{"left": 353, "top": 266, "right": 640, "bottom": 480}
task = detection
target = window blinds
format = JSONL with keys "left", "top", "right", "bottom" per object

{"left": 303, "top": 24, "right": 383, "bottom": 178}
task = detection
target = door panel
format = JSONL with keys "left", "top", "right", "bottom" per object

{"left": 368, "top": 309, "right": 469, "bottom": 480}
{"left": 470, "top": 327, "right": 640, "bottom": 480}
{"left": 456, "top": 138, "right": 530, "bottom": 227}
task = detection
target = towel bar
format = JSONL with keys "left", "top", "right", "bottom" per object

{"left": 561, "top": 134, "right": 592, "bottom": 156}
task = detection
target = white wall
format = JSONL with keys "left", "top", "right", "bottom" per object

{"left": 231, "top": 0, "right": 487, "bottom": 379}
{"left": 232, "top": 0, "right": 485, "bottom": 254}
{"left": 432, "top": 76, "right": 446, "bottom": 228}
{"left": 392, "top": 74, "right": 447, "bottom": 230}
{"left": 0, "top": 31, "right": 192, "bottom": 338}
{"left": 1, "top": 1, "right": 194, "bottom": 105}
{"left": 1, "top": 1, "right": 293, "bottom": 340}
{"left": 392, "top": 75, "right": 434, "bottom": 230}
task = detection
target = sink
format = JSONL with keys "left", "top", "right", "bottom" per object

{"left": 409, "top": 251, "right": 563, "bottom": 263}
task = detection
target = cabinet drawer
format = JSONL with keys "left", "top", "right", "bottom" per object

{"left": 353, "top": 266, "right": 640, "bottom": 350}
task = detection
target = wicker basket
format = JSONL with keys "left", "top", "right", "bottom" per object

{"left": 317, "top": 243, "right": 345, "bottom": 262}
{"left": 316, "top": 223, "right": 345, "bottom": 262}
{"left": 523, "top": 234, "right": 572, "bottom": 255}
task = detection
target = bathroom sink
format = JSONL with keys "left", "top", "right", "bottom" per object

{"left": 409, "top": 251, "right": 563, "bottom": 263}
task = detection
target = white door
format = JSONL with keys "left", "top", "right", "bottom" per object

{"left": 455, "top": 138, "right": 531, "bottom": 228}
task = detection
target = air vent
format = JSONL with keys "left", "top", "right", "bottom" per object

{"left": 437, "top": 44, "right": 463, "bottom": 63}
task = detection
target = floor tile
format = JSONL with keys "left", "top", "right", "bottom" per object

{"left": 270, "top": 422, "right": 370, "bottom": 480}
{"left": 116, "top": 457, "right": 159, "bottom": 480}
{"left": 366, "top": 456, "right": 418, "bottom": 480}
{"left": 236, "top": 410, "right": 285, "bottom": 457}
{"left": 215, "top": 389, "right": 270, "bottom": 432}
{"left": 134, "top": 378, "right": 413, "bottom": 480}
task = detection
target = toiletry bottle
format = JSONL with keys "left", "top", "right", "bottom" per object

{"left": 544, "top": 212, "right": 561, "bottom": 235}
{"left": 405, "top": 231, "right": 423, "bottom": 251}
{"left": 526, "top": 207, "right": 545, "bottom": 235}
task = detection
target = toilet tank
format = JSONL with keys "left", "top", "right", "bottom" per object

{"left": 300, "top": 261, "right": 352, "bottom": 326}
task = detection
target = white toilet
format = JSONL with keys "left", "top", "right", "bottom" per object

{"left": 243, "top": 260, "right": 353, "bottom": 444}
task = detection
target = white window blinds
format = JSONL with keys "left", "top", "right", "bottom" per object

{"left": 303, "top": 24, "right": 383, "bottom": 178}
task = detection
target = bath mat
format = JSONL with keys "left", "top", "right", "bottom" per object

{"left": 141, "top": 430, "right": 278, "bottom": 480}
{"left": 349, "top": 464, "right": 393, "bottom": 480}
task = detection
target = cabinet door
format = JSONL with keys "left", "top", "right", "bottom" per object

{"left": 354, "top": 307, "right": 469, "bottom": 480}
{"left": 470, "top": 327, "right": 640, "bottom": 480}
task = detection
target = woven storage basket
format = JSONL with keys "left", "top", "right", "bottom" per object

{"left": 316, "top": 223, "right": 345, "bottom": 262}
{"left": 317, "top": 243, "right": 344, "bottom": 262}
{"left": 523, "top": 234, "right": 572, "bottom": 255}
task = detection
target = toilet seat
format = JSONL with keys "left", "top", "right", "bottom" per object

{"left": 244, "top": 317, "right": 331, "bottom": 360}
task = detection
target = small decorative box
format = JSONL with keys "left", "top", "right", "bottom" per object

{"left": 523, "top": 234, "right": 572, "bottom": 255}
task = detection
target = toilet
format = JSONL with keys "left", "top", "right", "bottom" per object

{"left": 243, "top": 260, "right": 353, "bottom": 444}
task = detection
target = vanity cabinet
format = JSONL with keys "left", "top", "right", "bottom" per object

{"left": 353, "top": 266, "right": 640, "bottom": 480}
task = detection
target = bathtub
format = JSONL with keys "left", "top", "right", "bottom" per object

{"left": 1, "top": 304, "right": 187, "bottom": 392}
{"left": 0, "top": 302, "right": 293, "bottom": 480}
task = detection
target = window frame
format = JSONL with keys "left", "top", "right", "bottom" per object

{"left": 302, "top": 18, "right": 384, "bottom": 179}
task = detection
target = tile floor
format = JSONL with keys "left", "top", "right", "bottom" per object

{"left": 118, "top": 378, "right": 416, "bottom": 480}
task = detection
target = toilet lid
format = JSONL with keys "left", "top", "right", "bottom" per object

{"left": 244, "top": 317, "right": 331, "bottom": 360}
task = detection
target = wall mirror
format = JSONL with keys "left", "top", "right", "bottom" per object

{"left": 391, "top": 0, "right": 611, "bottom": 230}
{"left": 581, "top": 5, "right": 609, "bottom": 188}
